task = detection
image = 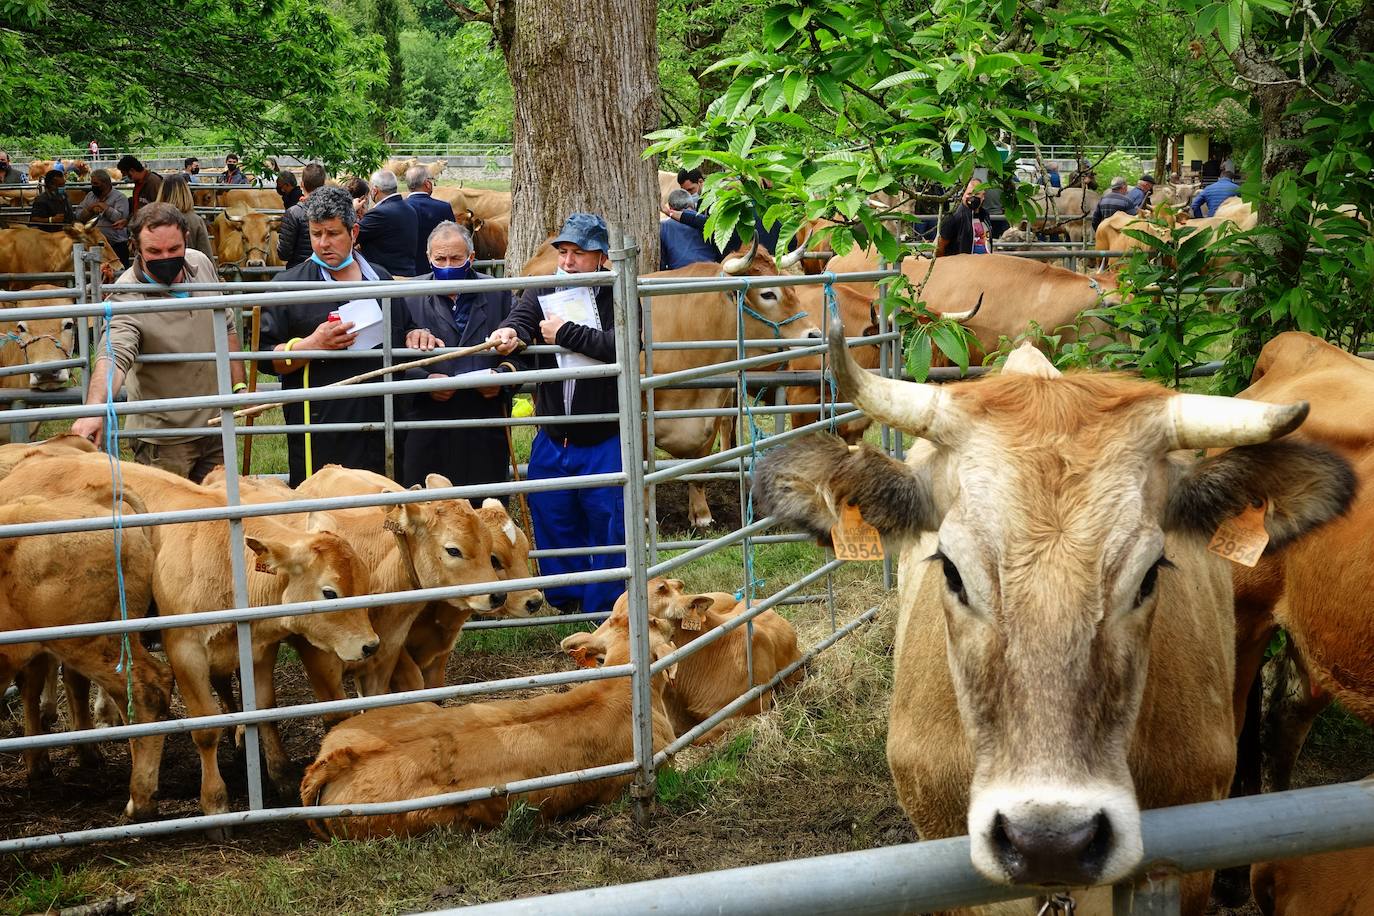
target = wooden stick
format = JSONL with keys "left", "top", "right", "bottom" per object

{"left": 239, "top": 305, "right": 262, "bottom": 474}
{"left": 213, "top": 339, "right": 502, "bottom": 424}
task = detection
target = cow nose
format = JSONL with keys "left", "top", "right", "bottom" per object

{"left": 525, "top": 595, "right": 544, "bottom": 613}
{"left": 489, "top": 592, "right": 507, "bottom": 608}
{"left": 806, "top": 329, "right": 822, "bottom": 339}
{"left": 247, "top": 259, "right": 265, "bottom": 267}
{"left": 990, "top": 810, "right": 1112, "bottom": 886}
{"left": 361, "top": 640, "right": 379, "bottom": 658}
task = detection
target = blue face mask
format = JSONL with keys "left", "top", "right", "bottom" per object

{"left": 431, "top": 260, "right": 472, "bottom": 282}
{"left": 141, "top": 272, "right": 190, "bottom": 298}
{"left": 310, "top": 250, "right": 355, "bottom": 272}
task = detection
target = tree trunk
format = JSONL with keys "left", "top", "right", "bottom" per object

{"left": 492, "top": 0, "right": 661, "bottom": 273}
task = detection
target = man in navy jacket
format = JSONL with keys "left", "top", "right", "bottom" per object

{"left": 400, "top": 221, "right": 528, "bottom": 490}
{"left": 404, "top": 166, "right": 458, "bottom": 276}
{"left": 357, "top": 169, "right": 419, "bottom": 277}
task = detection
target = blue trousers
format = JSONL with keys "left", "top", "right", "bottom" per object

{"left": 526, "top": 431, "right": 626, "bottom": 613}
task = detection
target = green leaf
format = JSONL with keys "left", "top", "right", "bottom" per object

{"left": 814, "top": 73, "right": 845, "bottom": 110}
{"left": 782, "top": 70, "right": 810, "bottom": 110}
{"left": 906, "top": 329, "right": 933, "bottom": 382}
{"left": 1217, "top": 2, "right": 1241, "bottom": 53}
{"left": 931, "top": 322, "right": 970, "bottom": 374}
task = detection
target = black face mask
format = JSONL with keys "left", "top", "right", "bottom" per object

{"left": 143, "top": 255, "right": 185, "bottom": 285}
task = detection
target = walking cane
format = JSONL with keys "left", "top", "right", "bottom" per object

{"left": 503, "top": 401, "right": 538, "bottom": 576}
{"left": 239, "top": 305, "right": 261, "bottom": 475}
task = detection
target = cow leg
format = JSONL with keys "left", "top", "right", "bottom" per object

{"left": 165, "top": 636, "right": 231, "bottom": 818}
{"left": 17, "top": 655, "right": 55, "bottom": 780}
{"left": 92, "top": 686, "right": 123, "bottom": 728}
{"left": 251, "top": 641, "right": 295, "bottom": 797}
{"left": 390, "top": 649, "right": 426, "bottom": 694}
{"left": 418, "top": 607, "right": 469, "bottom": 690}
{"left": 1261, "top": 642, "right": 1330, "bottom": 793}
{"left": 39, "top": 658, "right": 60, "bottom": 732}
{"left": 61, "top": 669, "right": 105, "bottom": 769}
{"left": 358, "top": 606, "right": 424, "bottom": 696}
{"left": 295, "top": 640, "right": 350, "bottom": 727}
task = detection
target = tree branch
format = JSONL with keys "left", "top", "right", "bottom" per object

{"left": 442, "top": 0, "right": 493, "bottom": 25}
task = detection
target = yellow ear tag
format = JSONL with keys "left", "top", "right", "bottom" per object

{"left": 681, "top": 611, "right": 705, "bottom": 632}
{"left": 253, "top": 559, "right": 276, "bottom": 575}
{"left": 383, "top": 517, "right": 404, "bottom": 535}
{"left": 1207, "top": 500, "right": 1269, "bottom": 567}
{"left": 831, "top": 503, "right": 884, "bottom": 561}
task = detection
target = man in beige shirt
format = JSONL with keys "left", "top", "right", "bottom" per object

{"left": 71, "top": 202, "right": 246, "bottom": 481}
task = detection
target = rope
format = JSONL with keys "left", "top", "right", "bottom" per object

{"left": 101, "top": 299, "right": 134, "bottom": 720}
{"left": 733, "top": 288, "right": 766, "bottom": 603}
{"left": 821, "top": 271, "right": 841, "bottom": 433}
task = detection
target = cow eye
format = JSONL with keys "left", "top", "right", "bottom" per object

{"left": 1135, "top": 557, "right": 1172, "bottom": 606}
{"left": 938, "top": 553, "right": 968, "bottom": 605}
{"left": 491, "top": 554, "right": 504, "bottom": 570}
{"left": 445, "top": 546, "right": 463, "bottom": 558}
{"left": 322, "top": 587, "right": 339, "bottom": 600}
{"left": 15, "top": 322, "right": 26, "bottom": 333}
{"left": 62, "top": 319, "right": 74, "bottom": 330}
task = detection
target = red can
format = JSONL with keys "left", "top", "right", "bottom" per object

{"left": 328, "top": 311, "right": 341, "bottom": 322}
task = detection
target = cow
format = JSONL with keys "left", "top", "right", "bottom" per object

{"left": 27, "top": 160, "right": 53, "bottom": 181}
{"left": 385, "top": 157, "right": 419, "bottom": 179}
{"left": 751, "top": 327, "right": 1354, "bottom": 911}
{"left": 0, "top": 432, "right": 95, "bottom": 479}
{"left": 0, "top": 489, "right": 173, "bottom": 820}
{"left": 1250, "top": 836, "right": 1374, "bottom": 915}
{"left": 561, "top": 577, "right": 802, "bottom": 741}
{"left": 658, "top": 170, "right": 680, "bottom": 205}
{"left": 0, "top": 452, "right": 381, "bottom": 813}
{"left": 648, "top": 243, "right": 816, "bottom": 528}
{"left": 221, "top": 188, "right": 285, "bottom": 212}
{"left": 292, "top": 468, "right": 504, "bottom": 697}
{"left": 1027, "top": 186, "right": 1102, "bottom": 242}
{"left": 299, "top": 615, "right": 678, "bottom": 839}
{"left": 423, "top": 160, "right": 447, "bottom": 179}
{"left": 1, "top": 286, "right": 79, "bottom": 444}
{"left": 1224, "top": 333, "right": 1374, "bottom": 797}
{"left": 454, "top": 210, "right": 509, "bottom": 261}
{"left": 430, "top": 186, "right": 511, "bottom": 223}
{"left": 212, "top": 204, "right": 283, "bottom": 269}
{"left": 0, "top": 223, "right": 121, "bottom": 285}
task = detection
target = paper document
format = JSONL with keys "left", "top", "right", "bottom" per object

{"left": 454, "top": 368, "right": 499, "bottom": 385}
{"left": 336, "top": 298, "right": 385, "bottom": 351}
{"left": 537, "top": 287, "right": 603, "bottom": 369}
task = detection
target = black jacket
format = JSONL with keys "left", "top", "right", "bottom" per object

{"left": 937, "top": 201, "right": 991, "bottom": 256}
{"left": 1091, "top": 191, "right": 1137, "bottom": 229}
{"left": 277, "top": 201, "right": 313, "bottom": 267}
{"left": 357, "top": 194, "right": 419, "bottom": 278}
{"left": 406, "top": 192, "right": 458, "bottom": 276}
{"left": 503, "top": 279, "right": 620, "bottom": 445}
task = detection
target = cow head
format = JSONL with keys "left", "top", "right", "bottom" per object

{"left": 4, "top": 315, "right": 77, "bottom": 390}
{"left": 246, "top": 513, "right": 380, "bottom": 662}
{"left": 384, "top": 475, "right": 504, "bottom": 612}
{"left": 476, "top": 498, "right": 544, "bottom": 617}
{"left": 62, "top": 219, "right": 122, "bottom": 273}
{"left": 720, "top": 243, "right": 819, "bottom": 340}
{"left": 754, "top": 332, "right": 1355, "bottom": 888}
{"left": 216, "top": 207, "right": 280, "bottom": 267}
{"left": 559, "top": 588, "right": 681, "bottom": 673}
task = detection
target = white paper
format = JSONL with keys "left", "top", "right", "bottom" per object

{"left": 454, "top": 368, "right": 498, "bottom": 384}
{"left": 537, "top": 287, "right": 603, "bottom": 369}
{"left": 336, "top": 298, "right": 384, "bottom": 351}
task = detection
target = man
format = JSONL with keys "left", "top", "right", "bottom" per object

{"left": 277, "top": 161, "right": 325, "bottom": 268}
{"left": 676, "top": 167, "right": 704, "bottom": 199}
{"left": 1044, "top": 162, "right": 1062, "bottom": 189}
{"left": 260, "top": 186, "right": 435, "bottom": 486}
{"left": 70, "top": 203, "right": 246, "bottom": 481}
{"left": 356, "top": 169, "right": 418, "bottom": 278}
{"left": 116, "top": 155, "right": 163, "bottom": 218}
{"left": 404, "top": 165, "right": 457, "bottom": 276}
{"left": 936, "top": 181, "right": 994, "bottom": 256}
{"left": 400, "top": 221, "right": 528, "bottom": 490}
{"left": 1091, "top": 176, "right": 1139, "bottom": 229}
{"left": 1192, "top": 169, "right": 1242, "bottom": 217}
{"left": 75, "top": 169, "right": 132, "bottom": 266}
{"left": 277, "top": 169, "right": 303, "bottom": 209}
{"left": 1127, "top": 174, "right": 1156, "bottom": 213}
{"left": 659, "top": 188, "right": 721, "bottom": 269}
{"left": 0, "top": 150, "right": 18, "bottom": 185}
{"left": 183, "top": 157, "right": 201, "bottom": 183}
{"left": 220, "top": 153, "right": 249, "bottom": 185}
{"left": 29, "top": 169, "right": 76, "bottom": 231}
{"left": 487, "top": 213, "right": 624, "bottom": 615}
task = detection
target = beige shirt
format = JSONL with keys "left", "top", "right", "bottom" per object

{"left": 99, "top": 248, "right": 236, "bottom": 443}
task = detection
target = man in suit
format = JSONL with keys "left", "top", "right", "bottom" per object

{"left": 399, "top": 220, "right": 529, "bottom": 490}
{"left": 356, "top": 168, "right": 418, "bottom": 278}
{"left": 404, "top": 165, "right": 459, "bottom": 276}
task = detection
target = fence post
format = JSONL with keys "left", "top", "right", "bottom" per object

{"left": 642, "top": 292, "right": 658, "bottom": 565}
{"left": 212, "top": 307, "right": 264, "bottom": 812}
{"left": 72, "top": 244, "right": 91, "bottom": 404}
{"left": 383, "top": 296, "right": 396, "bottom": 480}
{"left": 1112, "top": 870, "right": 1183, "bottom": 915}
{"left": 610, "top": 228, "right": 655, "bottom": 824}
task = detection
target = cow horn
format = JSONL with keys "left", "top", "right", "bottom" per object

{"left": 828, "top": 321, "right": 953, "bottom": 442}
{"left": 721, "top": 240, "right": 759, "bottom": 275}
{"left": 226, "top": 213, "right": 243, "bottom": 224}
{"left": 83, "top": 217, "right": 98, "bottom": 230}
{"left": 1166, "top": 394, "right": 1308, "bottom": 450}
{"left": 778, "top": 243, "right": 807, "bottom": 269}
{"left": 940, "top": 292, "right": 982, "bottom": 323}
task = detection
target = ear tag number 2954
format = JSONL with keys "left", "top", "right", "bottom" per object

{"left": 831, "top": 503, "right": 885, "bottom": 561}
{"left": 1207, "top": 500, "right": 1269, "bottom": 567}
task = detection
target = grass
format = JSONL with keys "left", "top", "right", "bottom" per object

{"left": 1, "top": 864, "right": 98, "bottom": 914}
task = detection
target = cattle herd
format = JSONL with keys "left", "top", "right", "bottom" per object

{"left": 2, "top": 152, "right": 1374, "bottom": 915}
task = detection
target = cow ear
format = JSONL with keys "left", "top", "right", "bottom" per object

{"left": 425, "top": 473, "right": 453, "bottom": 490}
{"left": 306, "top": 511, "right": 338, "bottom": 535}
{"left": 752, "top": 434, "right": 939, "bottom": 545}
{"left": 1166, "top": 441, "right": 1355, "bottom": 550}
{"left": 245, "top": 536, "right": 293, "bottom": 574}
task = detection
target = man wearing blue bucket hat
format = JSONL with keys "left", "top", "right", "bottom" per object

{"left": 488, "top": 213, "right": 625, "bottom": 614}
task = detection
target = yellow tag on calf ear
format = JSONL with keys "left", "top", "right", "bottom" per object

{"left": 253, "top": 559, "right": 277, "bottom": 575}
{"left": 1207, "top": 500, "right": 1269, "bottom": 567}
{"left": 681, "top": 612, "right": 705, "bottom": 632}
{"left": 382, "top": 517, "right": 404, "bottom": 535}
{"left": 831, "top": 503, "right": 884, "bottom": 561}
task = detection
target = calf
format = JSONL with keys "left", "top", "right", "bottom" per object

{"left": 300, "top": 615, "right": 678, "bottom": 839}
{"left": 1251, "top": 837, "right": 1374, "bottom": 915}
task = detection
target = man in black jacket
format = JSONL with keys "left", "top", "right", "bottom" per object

{"left": 277, "top": 162, "right": 325, "bottom": 267}
{"left": 260, "top": 186, "right": 435, "bottom": 485}
{"left": 356, "top": 169, "right": 418, "bottom": 278}
{"left": 1090, "top": 176, "right": 1139, "bottom": 229}
{"left": 487, "top": 213, "right": 622, "bottom": 614}
{"left": 400, "top": 221, "right": 528, "bottom": 491}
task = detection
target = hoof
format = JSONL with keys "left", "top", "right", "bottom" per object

{"left": 688, "top": 512, "right": 714, "bottom": 529}
{"left": 123, "top": 798, "right": 159, "bottom": 822}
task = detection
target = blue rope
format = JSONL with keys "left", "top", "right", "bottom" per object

{"left": 734, "top": 288, "right": 766, "bottom": 603}
{"left": 102, "top": 300, "right": 134, "bottom": 718}
{"left": 820, "top": 271, "right": 842, "bottom": 433}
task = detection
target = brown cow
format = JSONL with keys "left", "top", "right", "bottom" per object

{"left": 212, "top": 204, "right": 282, "bottom": 269}
{"left": 0, "top": 223, "right": 121, "bottom": 285}
{"left": 455, "top": 209, "right": 509, "bottom": 261}
{"left": 430, "top": 186, "right": 511, "bottom": 223}
{"left": 299, "top": 615, "right": 678, "bottom": 839}
{"left": 1028, "top": 186, "right": 1102, "bottom": 242}
{"left": 0, "top": 453, "right": 381, "bottom": 812}
{"left": 753, "top": 329, "right": 1353, "bottom": 907}
{"left": 1, "top": 285, "right": 79, "bottom": 444}
{"left": 1251, "top": 834, "right": 1374, "bottom": 915}
{"left": 0, "top": 489, "right": 173, "bottom": 820}
{"left": 221, "top": 188, "right": 285, "bottom": 212}
{"left": 562, "top": 577, "right": 802, "bottom": 741}
{"left": 0, "top": 432, "right": 95, "bottom": 479}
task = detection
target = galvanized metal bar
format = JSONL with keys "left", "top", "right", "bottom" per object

{"left": 0, "top": 358, "right": 85, "bottom": 379}
{"left": 1112, "top": 871, "right": 1183, "bottom": 915}
{"left": 638, "top": 269, "right": 897, "bottom": 296}
{"left": 610, "top": 231, "right": 656, "bottom": 821}
{"left": 642, "top": 292, "right": 659, "bottom": 565}
{"left": 383, "top": 295, "right": 395, "bottom": 479}
{"left": 643, "top": 410, "right": 864, "bottom": 484}
{"left": 876, "top": 259, "right": 894, "bottom": 592}
{"left": 75, "top": 246, "right": 92, "bottom": 403}
{"left": 645, "top": 516, "right": 779, "bottom": 578}
{"left": 642, "top": 344, "right": 826, "bottom": 390}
